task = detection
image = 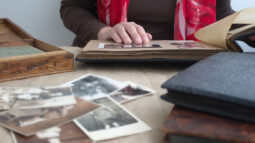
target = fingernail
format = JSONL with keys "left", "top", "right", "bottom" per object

{"left": 143, "top": 37, "right": 149, "bottom": 43}
{"left": 124, "top": 40, "right": 131, "bottom": 45}
{"left": 136, "top": 38, "right": 142, "bottom": 44}
{"left": 127, "top": 39, "right": 132, "bottom": 44}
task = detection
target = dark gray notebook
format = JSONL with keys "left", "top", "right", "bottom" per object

{"left": 161, "top": 52, "right": 255, "bottom": 123}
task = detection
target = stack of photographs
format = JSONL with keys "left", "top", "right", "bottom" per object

{"left": 12, "top": 122, "right": 92, "bottom": 143}
{"left": 63, "top": 74, "right": 155, "bottom": 141}
{"left": 0, "top": 97, "right": 99, "bottom": 136}
{"left": 0, "top": 86, "right": 98, "bottom": 140}
{"left": 11, "top": 74, "right": 155, "bottom": 142}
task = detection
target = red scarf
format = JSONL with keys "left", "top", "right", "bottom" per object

{"left": 97, "top": 0, "right": 216, "bottom": 40}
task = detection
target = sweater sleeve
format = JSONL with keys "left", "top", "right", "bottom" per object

{"left": 60, "top": 0, "right": 106, "bottom": 44}
{"left": 216, "top": 0, "right": 235, "bottom": 21}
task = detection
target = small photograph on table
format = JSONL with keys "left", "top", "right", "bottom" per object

{"left": 109, "top": 81, "right": 156, "bottom": 104}
{"left": 13, "top": 122, "right": 92, "bottom": 143}
{"left": 168, "top": 40, "right": 204, "bottom": 49}
{"left": 0, "top": 97, "right": 99, "bottom": 136}
{"left": 98, "top": 43, "right": 162, "bottom": 49}
{"left": 74, "top": 97, "right": 151, "bottom": 141}
{"left": 0, "top": 87, "right": 76, "bottom": 110}
{"left": 63, "top": 74, "right": 125, "bottom": 100}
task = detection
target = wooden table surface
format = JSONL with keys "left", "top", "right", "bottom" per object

{"left": 0, "top": 47, "right": 192, "bottom": 143}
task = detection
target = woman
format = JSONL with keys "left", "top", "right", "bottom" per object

{"left": 60, "top": 0, "right": 234, "bottom": 47}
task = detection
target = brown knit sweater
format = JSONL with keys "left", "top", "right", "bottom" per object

{"left": 60, "top": 0, "right": 234, "bottom": 47}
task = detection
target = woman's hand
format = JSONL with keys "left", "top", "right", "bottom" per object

{"left": 98, "top": 22, "right": 152, "bottom": 44}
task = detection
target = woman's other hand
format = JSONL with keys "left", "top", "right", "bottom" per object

{"left": 98, "top": 22, "right": 152, "bottom": 44}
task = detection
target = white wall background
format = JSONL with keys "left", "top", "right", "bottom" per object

{"left": 0, "top": 0, "right": 255, "bottom": 46}
{"left": 232, "top": 0, "right": 255, "bottom": 11}
{"left": 0, "top": 0, "right": 75, "bottom": 46}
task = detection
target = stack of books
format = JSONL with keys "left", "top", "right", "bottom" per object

{"left": 162, "top": 106, "right": 255, "bottom": 143}
{"left": 161, "top": 52, "right": 255, "bottom": 143}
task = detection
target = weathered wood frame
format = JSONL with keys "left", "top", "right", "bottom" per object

{"left": 0, "top": 18, "right": 74, "bottom": 82}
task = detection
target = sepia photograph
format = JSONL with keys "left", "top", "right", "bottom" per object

{"left": 168, "top": 40, "right": 204, "bottom": 49}
{"left": 98, "top": 43, "right": 162, "bottom": 49}
{"left": 74, "top": 97, "right": 151, "bottom": 141}
{"left": 13, "top": 122, "right": 92, "bottom": 143}
{"left": 63, "top": 74, "right": 125, "bottom": 100}
{"left": 0, "top": 97, "right": 99, "bottom": 136}
{"left": 110, "top": 81, "right": 156, "bottom": 104}
{"left": 0, "top": 87, "right": 76, "bottom": 110}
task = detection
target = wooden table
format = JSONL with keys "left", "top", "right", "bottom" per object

{"left": 0, "top": 47, "right": 192, "bottom": 143}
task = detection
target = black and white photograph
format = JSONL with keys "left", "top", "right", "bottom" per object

{"left": 0, "top": 97, "right": 99, "bottom": 136}
{"left": 13, "top": 122, "right": 92, "bottom": 143}
{"left": 98, "top": 43, "right": 162, "bottom": 49}
{"left": 168, "top": 40, "right": 204, "bottom": 49}
{"left": 74, "top": 97, "right": 151, "bottom": 141}
{"left": 63, "top": 74, "right": 125, "bottom": 100}
{"left": 110, "top": 82, "right": 156, "bottom": 104}
{"left": 0, "top": 87, "right": 76, "bottom": 110}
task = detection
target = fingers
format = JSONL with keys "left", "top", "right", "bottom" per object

{"left": 115, "top": 24, "right": 132, "bottom": 44}
{"left": 146, "top": 33, "right": 153, "bottom": 40}
{"left": 98, "top": 22, "right": 152, "bottom": 44}
{"left": 135, "top": 25, "right": 149, "bottom": 44}
{"left": 111, "top": 31, "right": 122, "bottom": 44}
{"left": 114, "top": 22, "right": 151, "bottom": 44}
{"left": 125, "top": 23, "right": 142, "bottom": 44}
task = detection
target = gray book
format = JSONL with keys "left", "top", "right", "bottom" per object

{"left": 161, "top": 52, "right": 255, "bottom": 123}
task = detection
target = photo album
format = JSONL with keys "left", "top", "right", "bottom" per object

{"left": 76, "top": 8, "right": 255, "bottom": 62}
{"left": 76, "top": 40, "right": 221, "bottom": 62}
